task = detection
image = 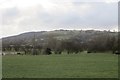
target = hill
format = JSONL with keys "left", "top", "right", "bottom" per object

{"left": 2, "top": 30, "right": 119, "bottom": 54}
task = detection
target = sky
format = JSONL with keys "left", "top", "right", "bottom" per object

{"left": 0, "top": 0, "right": 119, "bottom": 38}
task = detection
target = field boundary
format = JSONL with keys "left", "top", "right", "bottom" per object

{"left": 1, "top": 78, "right": 119, "bottom": 80}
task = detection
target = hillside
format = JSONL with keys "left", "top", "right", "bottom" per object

{"left": 2, "top": 30, "right": 119, "bottom": 54}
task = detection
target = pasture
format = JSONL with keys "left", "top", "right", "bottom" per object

{"left": 2, "top": 53, "right": 118, "bottom": 78}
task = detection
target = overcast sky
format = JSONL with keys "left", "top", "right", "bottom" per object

{"left": 0, "top": 0, "right": 118, "bottom": 38}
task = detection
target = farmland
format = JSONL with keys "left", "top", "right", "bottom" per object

{"left": 2, "top": 53, "right": 118, "bottom": 78}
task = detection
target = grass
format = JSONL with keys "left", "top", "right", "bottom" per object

{"left": 2, "top": 53, "right": 118, "bottom": 78}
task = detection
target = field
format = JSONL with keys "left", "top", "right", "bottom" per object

{"left": 2, "top": 53, "right": 118, "bottom": 78}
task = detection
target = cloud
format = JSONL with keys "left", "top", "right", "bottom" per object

{"left": 2, "top": 7, "right": 20, "bottom": 25}
{"left": 0, "top": 0, "right": 118, "bottom": 37}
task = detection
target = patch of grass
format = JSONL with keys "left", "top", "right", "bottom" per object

{"left": 2, "top": 53, "right": 118, "bottom": 78}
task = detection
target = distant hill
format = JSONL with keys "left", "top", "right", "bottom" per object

{"left": 2, "top": 29, "right": 119, "bottom": 54}
{"left": 2, "top": 30, "right": 117, "bottom": 46}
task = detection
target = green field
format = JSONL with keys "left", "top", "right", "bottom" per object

{"left": 2, "top": 53, "right": 118, "bottom": 78}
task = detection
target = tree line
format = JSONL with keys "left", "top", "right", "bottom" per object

{"left": 2, "top": 30, "right": 119, "bottom": 55}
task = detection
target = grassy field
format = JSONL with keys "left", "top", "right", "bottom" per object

{"left": 2, "top": 53, "right": 118, "bottom": 78}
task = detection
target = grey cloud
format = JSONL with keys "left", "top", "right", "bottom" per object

{"left": 2, "top": 3, "right": 117, "bottom": 28}
{"left": 2, "top": 7, "right": 19, "bottom": 25}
